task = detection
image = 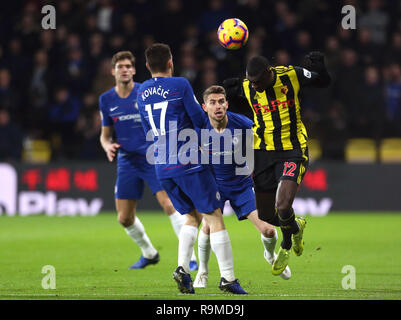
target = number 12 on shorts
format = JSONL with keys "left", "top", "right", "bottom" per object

{"left": 145, "top": 101, "right": 168, "bottom": 136}
{"left": 283, "top": 161, "right": 297, "bottom": 177}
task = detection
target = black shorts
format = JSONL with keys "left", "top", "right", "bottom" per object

{"left": 253, "top": 148, "right": 309, "bottom": 192}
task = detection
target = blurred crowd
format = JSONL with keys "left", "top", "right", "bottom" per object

{"left": 0, "top": 0, "right": 400, "bottom": 162}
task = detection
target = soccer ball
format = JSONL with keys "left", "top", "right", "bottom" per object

{"left": 217, "top": 18, "right": 249, "bottom": 50}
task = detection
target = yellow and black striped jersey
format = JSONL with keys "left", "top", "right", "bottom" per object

{"left": 243, "top": 65, "right": 309, "bottom": 151}
{"left": 224, "top": 65, "right": 328, "bottom": 152}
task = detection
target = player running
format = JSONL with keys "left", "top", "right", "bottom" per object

{"left": 138, "top": 43, "right": 247, "bottom": 294}
{"left": 193, "top": 85, "right": 291, "bottom": 288}
{"left": 99, "top": 51, "right": 197, "bottom": 270}
{"left": 223, "top": 52, "right": 331, "bottom": 276}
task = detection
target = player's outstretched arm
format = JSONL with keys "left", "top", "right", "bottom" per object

{"left": 297, "top": 51, "right": 331, "bottom": 88}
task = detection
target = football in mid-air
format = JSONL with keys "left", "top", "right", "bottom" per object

{"left": 217, "top": 18, "right": 249, "bottom": 50}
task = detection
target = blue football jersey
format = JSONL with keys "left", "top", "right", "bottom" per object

{"left": 137, "top": 77, "right": 207, "bottom": 178}
{"left": 99, "top": 83, "right": 152, "bottom": 155}
{"left": 202, "top": 111, "right": 254, "bottom": 188}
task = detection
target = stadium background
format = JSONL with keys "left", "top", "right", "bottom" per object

{"left": 0, "top": 0, "right": 400, "bottom": 216}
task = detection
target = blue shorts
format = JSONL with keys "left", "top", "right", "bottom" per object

{"left": 159, "top": 168, "right": 222, "bottom": 214}
{"left": 115, "top": 152, "right": 163, "bottom": 200}
{"left": 218, "top": 184, "right": 256, "bottom": 221}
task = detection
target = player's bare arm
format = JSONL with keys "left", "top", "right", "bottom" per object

{"left": 100, "top": 125, "right": 120, "bottom": 162}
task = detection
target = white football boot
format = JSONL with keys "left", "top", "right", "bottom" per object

{"left": 193, "top": 271, "right": 209, "bottom": 288}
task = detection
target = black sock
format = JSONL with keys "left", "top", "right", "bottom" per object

{"left": 278, "top": 208, "right": 299, "bottom": 250}
{"left": 269, "top": 208, "right": 280, "bottom": 226}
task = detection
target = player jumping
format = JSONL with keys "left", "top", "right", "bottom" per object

{"left": 223, "top": 52, "right": 331, "bottom": 276}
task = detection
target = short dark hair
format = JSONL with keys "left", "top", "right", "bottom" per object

{"left": 111, "top": 51, "right": 135, "bottom": 68}
{"left": 246, "top": 56, "right": 270, "bottom": 77}
{"left": 145, "top": 43, "right": 172, "bottom": 73}
{"left": 203, "top": 85, "right": 226, "bottom": 103}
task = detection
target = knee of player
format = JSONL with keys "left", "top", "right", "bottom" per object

{"left": 157, "top": 193, "right": 175, "bottom": 214}
{"left": 201, "top": 222, "right": 211, "bottom": 234}
{"left": 261, "top": 224, "right": 276, "bottom": 238}
{"left": 117, "top": 214, "right": 134, "bottom": 227}
{"left": 163, "top": 202, "right": 176, "bottom": 215}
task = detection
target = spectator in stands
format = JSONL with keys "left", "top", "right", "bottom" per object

{"left": 383, "top": 63, "right": 401, "bottom": 136}
{"left": 245, "top": 27, "right": 265, "bottom": 62}
{"left": 158, "top": 0, "right": 188, "bottom": 51}
{"left": 108, "top": 34, "right": 127, "bottom": 56}
{"left": 356, "top": 28, "right": 382, "bottom": 66}
{"left": 384, "top": 32, "right": 401, "bottom": 64}
{"left": 48, "top": 86, "right": 82, "bottom": 159}
{"left": 182, "top": 24, "right": 201, "bottom": 48}
{"left": 39, "top": 30, "right": 58, "bottom": 68}
{"left": 118, "top": 13, "right": 139, "bottom": 53}
{"left": 75, "top": 93, "right": 103, "bottom": 160}
{"left": 293, "top": 30, "right": 312, "bottom": 64}
{"left": 319, "top": 101, "right": 348, "bottom": 160}
{"left": 48, "top": 86, "right": 81, "bottom": 124}
{"left": 0, "top": 68, "right": 20, "bottom": 123}
{"left": 83, "top": 14, "right": 99, "bottom": 39}
{"left": 357, "top": 65, "right": 385, "bottom": 138}
{"left": 60, "top": 46, "right": 91, "bottom": 97}
{"left": 337, "top": 26, "right": 355, "bottom": 49}
{"left": 177, "top": 47, "right": 199, "bottom": 84}
{"left": 87, "top": 33, "right": 107, "bottom": 77}
{"left": 198, "top": 69, "right": 218, "bottom": 95}
{"left": 297, "top": 0, "right": 339, "bottom": 49}
{"left": 273, "top": 1, "right": 306, "bottom": 53}
{"left": 92, "top": 58, "right": 115, "bottom": 97}
{"left": 333, "top": 48, "right": 364, "bottom": 135}
{"left": 27, "top": 49, "right": 53, "bottom": 137}
{"left": 56, "top": 0, "right": 81, "bottom": 31}
{"left": 14, "top": 4, "right": 39, "bottom": 56}
{"left": 193, "top": 56, "right": 218, "bottom": 93}
{"left": 95, "top": 0, "right": 118, "bottom": 33}
{"left": 359, "top": 0, "right": 389, "bottom": 46}
{"left": 324, "top": 36, "right": 342, "bottom": 73}
{"left": 235, "top": 0, "right": 271, "bottom": 32}
{"left": 0, "top": 108, "right": 23, "bottom": 161}
{"left": 199, "top": 0, "right": 231, "bottom": 36}
{"left": 274, "top": 49, "right": 291, "bottom": 66}
{"left": 3, "top": 38, "right": 30, "bottom": 91}
{"left": 29, "top": 49, "right": 51, "bottom": 110}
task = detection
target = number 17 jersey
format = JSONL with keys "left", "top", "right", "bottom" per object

{"left": 137, "top": 77, "right": 207, "bottom": 179}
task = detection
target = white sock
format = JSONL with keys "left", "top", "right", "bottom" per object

{"left": 169, "top": 211, "right": 185, "bottom": 237}
{"left": 169, "top": 211, "right": 197, "bottom": 262}
{"left": 125, "top": 217, "right": 158, "bottom": 259}
{"left": 197, "top": 230, "right": 211, "bottom": 274}
{"left": 178, "top": 225, "right": 198, "bottom": 273}
{"left": 210, "top": 229, "right": 235, "bottom": 281}
{"left": 261, "top": 229, "right": 278, "bottom": 262}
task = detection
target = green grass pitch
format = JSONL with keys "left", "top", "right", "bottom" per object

{"left": 0, "top": 212, "right": 400, "bottom": 300}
